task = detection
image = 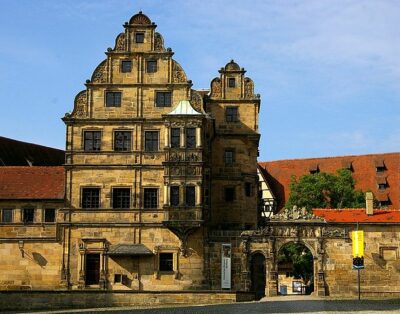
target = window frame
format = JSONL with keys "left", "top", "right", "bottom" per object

{"left": 155, "top": 91, "right": 172, "bottom": 107}
{"left": 144, "top": 131, "right": 159, "bottom": 152}
{"left": 105, "top": 91, "right": 122, "bottom": 107}
{"left": 44, "top": 208, "right": 56, "bottom": 223}
{"left": 224, "top": 148, "right": 235, "bottom": 165}
{"left": 185, "top": 185, "right": 196, "bottom": 207}
{"left": 121, "top": 60, "right": 132, "bottom": 73}
{"left": 1, "top": 208, "right": 13, "bottom": 223}
{"left": 114, "top": 130, "right": 132, "bottom": 152}
{"left": 228, "top": 77, "right": 236, "bottom": 88}
{"left": 170, "top": 128, "right": 180, "bottom": 148}
{"left": 159, "top": 252, "right": 174, "bottom": 272}
{"left": 22, "top": 208, "right": 35, "bottom": 224}
{"left": 146, "top": 60, "right": 157, "bottom": 73}
{"left": 135, "top": 32, "right": 145, "bottom": 43}
{"left": 225, "top": 106, "right": 239, "bottom": 123}
{"left": 112, "top": 187, "right": 131, "bottom": 209}
{"left": 185, "top": 128, "right": 196, "bottom": 149}
{"left": 83, "top": 130, "right": 102, "bottom": 151}
{"left": 170, "top": 186, "right": 180, "bottom": 206}
{"left": 143, "top": 188, "right": 159, "bottom": 209}
{"left": 81, "top": 187, "right": 101, "bottom": 209}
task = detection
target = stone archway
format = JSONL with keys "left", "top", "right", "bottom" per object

{"left": 250, "top": 252, "right": 266, "bottom": 300}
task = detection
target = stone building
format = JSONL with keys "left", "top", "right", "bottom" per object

{"left": 0, "top": 11, "right": 260, "bottom": 291}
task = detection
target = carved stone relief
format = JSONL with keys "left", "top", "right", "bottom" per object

{"left": 154, "top": 32, "right": 165, "bottom": 51}
{"left": 114, "top": 33, "right": 126, "bottom": 51}
{"left": 244, "top": 78, "right": 254, "bottom": 98}
{"left": 91, "top": 60, "right": 107, "bottom": 83}
{"left": 72, "top": 90, "right": 87, "bottom": 118}
{"left": 172, "top": 61, "right": 187, "bottom": 83}
{"left": 210, "top": 78, "right": 221, "bottom": 98}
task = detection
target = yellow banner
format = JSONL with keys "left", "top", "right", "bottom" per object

{"left": 352, "top": 230, "right": 364, "bottom": 257}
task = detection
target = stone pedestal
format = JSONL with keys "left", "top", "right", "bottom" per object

{"left": 316, "top": 271, "right": 326, "bottom": 296}
{"left": 267, "top": 271, "right": 278, "bottom": 296}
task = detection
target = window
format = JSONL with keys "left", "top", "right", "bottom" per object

{"left": 145, "top": 131, "right": 159, "bottom": 152}
{"left": 1, "top": 209, "right": 13, "bottom": 223}
{"left": 114, "top": 131, "right": 131, "bottom": 151}
{"left": 245, "top": 182, "right": 253, "bottom": 197}
{"left": 84, "top": 131, "right": 101, "bottom": 151}
{"left": 170, "top": 186, "right": 180, "bottom": 206}
{"left": 105, "top": 91, "right": 122, "bottom": 107}
{"left": 159, "top": 253, "right": 173, "bottom": 271}
{"left": 380, "top": 200, "right": 391, "bottom": 207}
{"left": 225, "top": 187, "right": 235, "bottom": 202}
{"left": 114, "top": 274, "right": 128, "bottom": 284}
{"left": 378, "top": 183, "right": 388, "bottom": 190}
{"left": 144, "top": 188, "right": 158, "bottom": 209}
{"left": 171, "top": 128, "right": 180, "bottom": 148}
{"left": 82, "top": 188, "right": 100, "bottom": 209}
{"left": 112, "top": 188, "right": 130, "bottom": 209}
{"left": 121, "top": 60, "right": 132, "bottom": 73}
{"left": 224, "top": 149, "right": 235, "bottom": 165}
{"left": 185, "top": 128, "right": 196, "bottom": 149}
{"left": 146, "top": 60, "right": 157, "bottom": 73}
{"left": 376, "top": 166, "right": 386, "bottom": 173}
{"left": 155, "top": 92, "right": 172, "bottom": 107}
{"left": 22, "top": 208, "right": 35, "bottom": 224}
{"left": 185, "top": 186, "right": 196, "bottom": 206}
{"left": 228, "top": 77, "right": 236, "bottom": 88}
{"left": 44, "top": 208, "right": 56, "bottom": 223}
{"left": 225, "top": 107, "right": 238, "bottom": 122}
{"left": 135, "top": 32, "right": 144, "bottom": 43}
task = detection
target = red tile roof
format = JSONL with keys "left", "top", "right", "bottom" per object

{"left": 313, "top": 208, "right": 400, "bottom": 223}
{"left": 258, "top": 152, "right": 400, "bottom": 211}
{"left": 0, "top": 167, "right": 65, "bottom": 200}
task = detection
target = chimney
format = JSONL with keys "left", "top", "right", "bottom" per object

{"left": 366, "top": 192, "right": 374, "bottom": 216}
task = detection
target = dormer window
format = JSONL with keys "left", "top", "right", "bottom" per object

{"left": 228, "top": 78, "right": 236, "bottom": 88}
{"left": 309, "top": 164, "right": 319, "bottom": 174}
{"left": 135, "top": 32, "right": 144, "bottom": 43}
{"left": 375, "top": 160, "right": 386, "bottom": 173}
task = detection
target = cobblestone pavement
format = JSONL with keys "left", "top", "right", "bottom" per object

{"left": 29, "top": 296, "right": 400, "bottom": 314}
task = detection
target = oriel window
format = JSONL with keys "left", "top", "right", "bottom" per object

{"left": 225, "top": 106, "right": 238, "bottom": 122}
{"left": 105, "top": 91, "right": 122, "bottom": 107}
{"left": 135, "top": 32, "right": 144, "bottom": 43}
{"left": 114, "top": 131, "right": 131, "bottom": 151}
{"left": 81, "top": 188, "right": 100, "bottom": 209}
{"left": 112, "top": 188, "right": 131, "bottom": 209}
{"left": 155, "top": 92, "right": 172, "bottom": 107}
{"left": 84, "top": 131, "right": 101, "bottom": 151}
{"left": 185, "top": 186, "right": 196, "bottom": 206}
{"left": 144, "top": 188, "right": 158, "bottom": 209}
{"left": 170, "top": 186, "right": 180, "bottom": 206}
{"left": 224, "top": 149, "right": 235, "bottom": 165}
{"left": 147, "top": 60, "right": 157, "bottom": 73}
{"left": 121, "top": 60, "right": 132, "bottom": 73}
{"left": 145, "top": 131, "right": 159, "bottom": 152}
{"left": 171, "top": 128, "right": 180, "bottom": 148}
{"left": 185, "top": 128, "right": 196, "bottom": 149}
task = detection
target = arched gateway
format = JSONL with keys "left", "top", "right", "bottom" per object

{"left": 240, "top": 207, "right": 348, "bottom": 297}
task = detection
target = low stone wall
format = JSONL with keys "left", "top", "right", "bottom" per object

{"left": 0, "top": 290, "right": 255, "bottom": 311}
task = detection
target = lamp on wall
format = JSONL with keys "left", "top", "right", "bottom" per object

{"left": 18, "top": 240, "right": 24, "bottom": 257}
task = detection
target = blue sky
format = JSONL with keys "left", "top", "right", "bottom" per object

{"left": 0, "top": 0, "right": 399, "bottom": 161}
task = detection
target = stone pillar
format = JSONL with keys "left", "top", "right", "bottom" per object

{"left": 316, "top": 239, "right": 326, "bottom": 296}
{"left": 163, "top": 185, "right": 169, "bottom": 206}
{"left": 164, "top": 127, "right": 170, "bottom": 148}
{"left": 99, "top": 252, "right": 106, "bottom": 289}
{"left": 195, "top": 183, "right": 201, "bottom": 206}
{"left": 266, "top": 259, "right": 278, "bottom": 296}
{"left": 196, "top": 127, "right": 202, "bottom": 148}
{"left": 180, "top": 128, "right": 185, "bottom": 148}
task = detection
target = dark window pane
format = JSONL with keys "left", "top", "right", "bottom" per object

{"left": 23, "top": 208, "right": 35, "bottom": 224}
{"left": 105, "top": 92, "right": 122, "bottom": 107}
{"left": 186, "top": 128, "right": 196, "bottom": 149}
{"left": 135, "top": 32, "right": 144, "bottom": 43}
{"left": 144, "top": 188, "right": 158, "bottom": 209}
{"left": 224, "top": 149, "right": 235, "bottom": 165}
{"left": 113, "top": 188, "right": 130, "bottom": 209}
{"left": 84, "top": 131, "right": 101, "bottom": 151}
{"left": 225, "top": 107, "right": 238, "bottom": 122}
{"left": 171, "top": 128, "right": 180, "bottom": 148}
{"left": 170, "top": 186, "right": 180, "bottom": 206}
{"left": 44, "top": 208, "right": 56, "bottom": 222}
{"left": 155, "top": 92, "right": 172, "bottom": 107}
{"left": 147, "top": 60, "right": 157, "bottom": 73}
{"left": 376, "top": 166, "right": 385, "bottom": 173}
{"left": 159, "top": 253, "right": 173, "bottom": 271}
{"left": 82, "top": 188, "right": 100, "bottom": 208}
{"left": 225, "top": 187, "right": 235, "bottom": 202}
{"left": 185, "top": 186, "right": 196, "bottom": 206}
{"left": 2, "top": 209, "right": 13, "bottom": 223}
{"left": 228, "top": 78, "right": 235, "bottom": 87}
{"left": 145, "top": 131, "right": 159, "bottom": 152}
{"left": 114, "top": 131, "right": 131, "bottom": 151}
{"left": 245, "top": 182, "right": 252, "bottom": 197}
{"left": 121, "top": 61, "right": 132, "bottom": 73}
